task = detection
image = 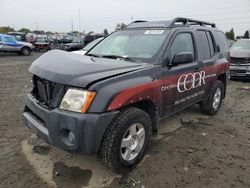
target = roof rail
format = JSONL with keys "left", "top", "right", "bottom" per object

{"left": 132, "top": 20, "right": 148, "bottom": 23}
{"left": 169, "top": 17, "right": 216, "bottom": 28}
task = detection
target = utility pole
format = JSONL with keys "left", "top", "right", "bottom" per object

{"left": 36, "top": 22, "right": 38, "bottom": 31}
{"left": 71, "top": 20, "right": 74, "bottom": 32}
{"left": 131, "top": 16, "right": 134, "bottom": 22}
{"left": 78, "top": 9, "right": 81, "bottom": 33}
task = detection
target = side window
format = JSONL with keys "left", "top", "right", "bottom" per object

{"left": 3, "top": 36, "right": 16, "bottom": 43}
{"left": 170, "top": 33, "right": 194, "bottom": 62}
{"left": 0, "top": 36, "right": 2, "bottom": 42}
{"left": 213, "top": 31, "right": 229, "bottom": 54}
{"left": 197, "top": 31, "right": 210, "bottom": 60}
{"left": 206, "top": 31, "right": 215, "bottom": 56}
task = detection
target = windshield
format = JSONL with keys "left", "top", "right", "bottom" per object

{"left": 231, "top": 40, "right": 250, "bottom": 50}
{"left": 83, "top": 38, "right": 103, "bottom": 51}
{"left": 72, "top": 37, "right": 83, "bottom": 43}
{"left": 87, "top": 29, "right": 170, "bottom": 62}
{"left": 36, "top": 37, "right": 46, "bottom": 42}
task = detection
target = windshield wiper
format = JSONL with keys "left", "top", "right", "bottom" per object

{"left": 101, "top": 55, "right": 136, "bottom": 62}
{"left": 86, "top": 53, "right": 102, "bottom": 58}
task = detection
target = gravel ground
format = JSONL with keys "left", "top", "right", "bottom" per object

{"left": 0, "top": 52, "right": 250, "bottom": 188}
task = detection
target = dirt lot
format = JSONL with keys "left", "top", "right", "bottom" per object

{"left": 0, "top": 52, "right": 250, "bottom": 188}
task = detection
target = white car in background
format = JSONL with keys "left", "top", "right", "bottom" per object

{"left": 72, "top": 37, "right": 103, "bottom": 55}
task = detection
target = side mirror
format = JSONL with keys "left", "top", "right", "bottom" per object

{"left": 171, "top": 52, "right": 194, "bottom": 66}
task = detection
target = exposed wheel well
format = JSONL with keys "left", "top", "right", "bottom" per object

{"left": 217, "top": 73, "right": 227, "bottom": 98}
{"left": 127, "top": 100, "right": 159, "bottom": 132}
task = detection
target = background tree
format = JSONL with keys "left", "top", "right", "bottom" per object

{"left": 243, "top": 30, "right": 249, "bottom": 38}
{"left": 115, "top": 23, "right": 127, "bottom": 31}
{"left": 18, "top": 28, "right": 31, "bottom": 33}
{"left": 225, "top": 28, "right": 235, "bottom": 40}
{"left": 0, "top": 26, "right": 15, "bottom": 34}
{"left": 103, "top": 28, "right": 108, "bottom": 35}
{"left": 45, "top": 31, "right": 53, "bottom": 35}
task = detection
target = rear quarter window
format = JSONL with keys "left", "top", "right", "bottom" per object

{"left": 197, "top": 31, "right": 211, "bottom": 60}
{"left": 213, "top": 31, "right": 229, "bottom": 54}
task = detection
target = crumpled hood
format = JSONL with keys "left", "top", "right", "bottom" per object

{"left": 29, "top": 50, "right": 149, "bottom": 88}
{"left": 230, "top": 49, "right": 250, "bottom": 58}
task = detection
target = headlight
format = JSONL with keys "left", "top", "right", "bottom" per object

{"left": 59, "top": 88, "right": 96, "bottom": 113}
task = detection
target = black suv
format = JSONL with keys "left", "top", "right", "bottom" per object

{"left": 23, "top": 17, "right": 229, "bottom": 172}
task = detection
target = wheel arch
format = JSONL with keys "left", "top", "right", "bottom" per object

{"left": 113, "top": 100, "right": 159, "bottom": 132}
{"left": 217, "top": 73, "right": 227, "bottom": 98}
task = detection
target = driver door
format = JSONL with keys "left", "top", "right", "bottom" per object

{"left": 162, "top": 31, "right": 204, "bottom": 115}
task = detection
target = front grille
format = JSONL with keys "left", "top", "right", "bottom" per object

{"left": 32, "top": 75, "right": 65, "bottom": 109}
{"left": 230, "top": 70, "right": 246, "bottom": 74}
{"left": 231, "top": 57, "right": 250, "bottom": 65}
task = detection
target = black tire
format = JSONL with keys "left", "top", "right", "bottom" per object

{"left": 200, "top": 80, "right": 225, "bottom": 115}
{"left": 46, "top": 46, "right": 51, "bottom": 51}
{"left": 21, "top": 47, "right": 31, "bottom": 56}
{"left": 99, "top": 107, "right": 152, "bottom": 173}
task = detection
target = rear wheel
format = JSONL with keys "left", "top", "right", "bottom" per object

{"left": 99, "top": 107, "right": 152, "bottom": 173}
{"left": 200, "top": 80, "right": 224, "bottom": 115}
{"left": 21, "top": 47, "right": 31, "bottom": 56}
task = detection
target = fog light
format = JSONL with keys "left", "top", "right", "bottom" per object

{"left": 61, "top": 129, "right": 76, "bottom": 146}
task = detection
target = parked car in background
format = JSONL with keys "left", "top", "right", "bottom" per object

{"left": 8, "top": 32, "right": 27, "bottom": 42}
{"left": 0, "top": 34, "right": 34, "bottom": 55}
{"left": 230, "top": 39, "right": 250, "bottom": 78}
{"left": 34, "top": 36, "right": 51, "bottom": 51}
{"left": 83, "top": 34, "right": 103, "bottom": 46}
{"left": 59, "top": 34, "right": 104, "bottom": 52}
{"left": 58, "top": 36, "right": 85, "bottom": 51}
{"left": 72, "top": 37, "right": 103, "bottom": 55}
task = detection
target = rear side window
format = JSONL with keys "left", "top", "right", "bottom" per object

{"left": 213, "top": 31, "right": 229, "bottom": 54}
{"left": 206, "top": 31, "right": 215, "bottom": 56}
{"left": 197, "top": 31, "right": 210, "bottom": 60}
{"left": 170, "top": 33, "right": 194, "bottom": 61}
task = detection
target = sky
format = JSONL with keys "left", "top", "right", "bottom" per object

{"left": 0, "top": 0, "right": 250, "bottom": 35}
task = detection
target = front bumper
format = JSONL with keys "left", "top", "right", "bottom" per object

{"left": 23, "top": 94, "right": 119, "bottom": 154}
{"left": 230, "top": 65, "right": 250, "bottom": 77}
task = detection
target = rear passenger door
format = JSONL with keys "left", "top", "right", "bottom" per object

{"left": 196, "top": 30, "right": 216, "bottom": 97}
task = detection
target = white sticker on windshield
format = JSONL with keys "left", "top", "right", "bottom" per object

{"left": 144, "top": 30, "right": 164, "bottom": 35}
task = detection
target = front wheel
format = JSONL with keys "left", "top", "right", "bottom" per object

{"left": 21, "top": 47, "right": 31, "bottom": 56}
{"left": 99, "top": 107, "right": 152, "bottom": 173}
{"left": 200, "top": 80, "right": 225, "bottom": 115}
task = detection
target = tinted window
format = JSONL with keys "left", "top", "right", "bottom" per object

{"left": 0, "top": 36, "right": 2, "bottom": 42}
{"left": 170, "top": 33, "right": 194, "bottom": 61}
{"left": 197, "top": 31, "right": 210, "bottom": 60}
{"left": 213, "top": 31, "right": 229, "bottom": 53}
{"left": 206, "top": 31, "right": 215, "bottom": 56}
{"left": 3, "top": 36, "right": 16, "bottom": 43}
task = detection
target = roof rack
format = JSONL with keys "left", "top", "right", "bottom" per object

{"left": 169, "top": 17, "right": 216, "bottom": 28}
{"left": 132, "top": 20, "right": 147, "bottom": 23}
{"left": 127, "top": 17, "right": 216, "bottom": 29}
